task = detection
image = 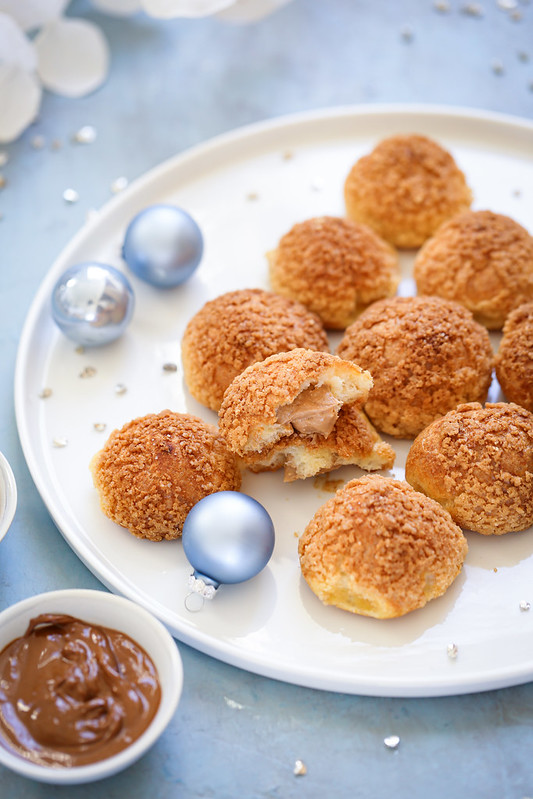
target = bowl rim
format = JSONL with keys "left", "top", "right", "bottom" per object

{"left": 0, "top": 451, "right": 17, "bottom": 543}
{"left": 0, "top": 588, "right": 183, "bottom": 784}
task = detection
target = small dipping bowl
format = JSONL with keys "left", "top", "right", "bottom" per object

{"left": 0, "top": 589, "right": 183, "bottom": 784}
{"left": 0, "top": 451, "right": 17, "bottom": 543}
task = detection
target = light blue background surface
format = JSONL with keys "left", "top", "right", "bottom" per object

{"left": 1, "top": 1, "right": 533, "bottom": 796}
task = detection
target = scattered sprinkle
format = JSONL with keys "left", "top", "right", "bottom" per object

{"left": 513, "top": 188, "right": 522, "bottom": 197}
{"left": 31, "top": 134, "right": 45, "bottom": 150}
{"left": 163, "top": 362, "right": 178, "bottom": 372}
{"left": 400, "top": 24, "right": 414, "bottom": 42}
{"left": 518, "top": 50, "right": 529, "bottom": 62}
{"left": 384, "top": 735, "right": 400, "bottom": 750}
{"left": 510, "top": 9, "right": 523, "bottom": 18}
{"left": 224, "top": 697, "right": 245, "bottom": 710}
{"left": 519, "top": 600, "right": 531, "bottom": 611}
{"left": 529, "top": 80, "right": 533, "bottom": 92}
{"left": 51, "top": 139, "right": 63, "bottom": 151}
{"left": 39, "top": 388, "right": 52, "bottom": 399}
{"left": 0, "top": 175, "right": 6, "bottom": 189}
{"left": 447, "top": 642, "right": 459, "bottom": 659}
{"left": 73, "top": 125, "right": 97, "bottom": 144}
{"left": 63, "top": 188, "right": 80, "bottom": 204}
{"left": 461, "top": 2, "right": 484, "bottom": 16}
{"left": 246, "top": 191, "right": 259, "bottom": 201}
{"left": 434, "top": 0, "right": 451, "bottom": 11}
{"left": 52, "top": 437, "right": 68, "bottom": 448}
{"left": 310, "top": 177, "right": 324, "bottom": 191}
{"left": 491, "top": 59, "right": 505, "bottom": 74}
{"left": 79, "top": 366, "right": 97, "bottom": 379}
{"left": 111, "top": 176, "right": 128, "bottom": 194}
{"left": 115, "top": 383, "right": 127, "bottom": 395}
{"left": 75, "top": 345, "right": 85, "bottom": 355}
{"left": 293, "top": 759, "right": 307, "bottom": 776}
{"left": 282, "top": 150, "right": 294, "bottom": 160}
{"left": 498, "top": 0, "right": 518, "bottom": 8}
{"left": 93, "top": 422, "right": 107, "bottom": 432}
{"left": 0, "top": 152, "right": 8, "bottom": 167}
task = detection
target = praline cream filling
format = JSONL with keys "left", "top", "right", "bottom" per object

{"left": 276, "top": 384, "right": 342, "bottom": 437}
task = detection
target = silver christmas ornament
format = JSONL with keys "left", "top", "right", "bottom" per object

{"left": 51, "top": 262, "right": 135, "bottom": 346}
{"left": 122, "top": 204, "right": 203, "bottom": 287}
{"left": 182, "top": 491, "right": 275, "bottom": 604}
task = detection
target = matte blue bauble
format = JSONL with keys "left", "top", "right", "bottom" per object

{"left": 122, "top": 204, "right": 203, "bottom": 287}
{"left": 51, "top": 263, "right": 135, "bottom": 346}
{"left": 182, "top": 491, "right": 275, "bottom": 593}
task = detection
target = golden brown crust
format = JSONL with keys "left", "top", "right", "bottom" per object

{"left": 267, "top": 216, "right": 400, "bottom": 329}
{"left": 181, "top": 289, "right": 329, "bottom": 411}
{"left": 344, "top": 134, "right": 472, "bottom": 249}
{"left": 494, "top": 302, "right": 533, "bottom": 411}
{"left": 298, "top": 475, "right": 467, "bottom": 618}
{"left": 218, "top": 348, "right": 394, "bottom": 480}
{"left": 414, "top": 210, "right": 533, "bottom": 329}
{"left": 90, "top": 410, "right": 241, "bottom": 541}
{"left": 336, "top": 296, "right": 494, "bottom": 438}
{"left": 405, "top": 402, "right": 533, "bottom": 535}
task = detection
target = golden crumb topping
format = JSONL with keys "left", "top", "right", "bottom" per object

{"left": 405, "top": 402, "right": 533, "bottom": 535}
{"left": 181, "top": 288, "right": 329, "bottom": 410}
{"left": 268, "top": 215, "right": 399, "bottom": 329}
{"left": 336, "top": 296, "right": 493, "bottom": 438}
{"left": 495, "top": 302, "right": 533, "bottom": 411}
{"left": 298, "top": 475, "right": 467, "bottom": 618}
{"left": 90, "top": 410, "right": 241, "bottom": 541}
{"left": 344, "top": 134, "right": 472, "bottom": 248}
{"left": 414, "top": 210, "right": 533, "bottom": 329}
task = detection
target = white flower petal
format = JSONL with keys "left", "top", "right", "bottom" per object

{"left": 0, "top": 0, "right": 69, "bottom": 32}
{"left": 35, "top": 18, "right": 110, "bottom": 98}
{"left": 216, "top": 0, "right": 292, "bottom": 21}
{"left": 141, "top": 0, "right": 233, "bottom": 18}
{"left": 90, "top": 0, "right": 143, "bottom": 16}
{"left": 0, "top": 13, "right": 37, "bottom": 71}
{"left": 0, "top": 64, "right": 41, "bottom": 142}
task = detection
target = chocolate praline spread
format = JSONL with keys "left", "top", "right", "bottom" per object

{"left": 0, "top": 613, "right": 161, "bottom": 768}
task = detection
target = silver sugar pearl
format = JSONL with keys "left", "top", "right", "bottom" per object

{"left": 111, "top": 176, "right": 128, "bottom": 194}
{"left": 115, "top": 383, "right": 127, "bottom": 395}
{"left": 519, "top": 600, "right": 531, "bottom": 611}
{"left": 447, "top": 642, "right": 459, "bottom": 659}
{"left": 73, "top": 125, "right": 97, "bottom": 144}
{"left": 63, "top": 188, "right": 80, "bottom": 204}
{"left": 384, "top": 735, "right": 400, "bottom": 750}
{"left": 293, "top": 760, "right": 307, "bottom": 776}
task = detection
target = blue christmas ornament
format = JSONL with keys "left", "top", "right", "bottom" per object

{"left": 51, "top": 263, "right": 135, "bottom": 346}
{"left": 122, "top": 204, "right": 203, "bottom": 287}
{"left": 182, "top": 491, "right": 275, "bottom": 604}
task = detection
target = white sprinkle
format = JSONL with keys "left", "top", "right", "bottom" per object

{"left": 111, "top": 176, "right": 128, "bottom": 194}
{"left": 39, "top": 388, "right": 52, "bottom": 399}
{"left": 447, "top": 642, "right": 459, "bottom": 659}
{"left": 384, "top": 735, "right": 400, "bottom": 750}
{"left": 461, "top": 2, "right": 484, "bottom": 15}
{"left": 31, "top": 134, "right": 45, "bottom": 150}
{"left": 293, "top": 759, "right": 307, "bottom": 776}
{"left": 79, "top": 366, "right": 96, "bottom": 379}
{"left": 519, "top": 600, "right": 531, "bottom": 611}
{"left": 93, "top": 422, "right": 107, "bottom": 432}
{"left": 115, "top": 383, "right": 127, "bottom": 395}
{"left": 498, "top": 0, "right": 518, "bottom": 8}
{"left": 224, "top": 697, "right": 245, "bottom": 710}
{"left": 52, "top": 437, "right": 68, "bottom": 448}
{"left": 0, "top": 151, "right": 8, "bottom": 167}
{"left": 63, "top": 188, "right": 80, "bottom": 204}
{"left": 73, "top": 125, "right": 97, "bottom": 144}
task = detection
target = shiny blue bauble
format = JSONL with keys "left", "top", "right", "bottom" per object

{"left": 182, "top": 491, "right": 275, "bottom": 588}
{"left": 51, "top": 262, "right": 135, "bottom": 346}
{"left": 122, "top": 204, "right": 203, "bottom": 287}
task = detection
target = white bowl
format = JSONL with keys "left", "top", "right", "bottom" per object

{"left": 0, "top": 451, "right": 17, "bottom": 542}
{"left": 0, "top": 589, "right": 183, "bottom": 784}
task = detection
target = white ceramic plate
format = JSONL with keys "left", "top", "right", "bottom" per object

{"left": 15, "top": 105, "right": 533, "bottom": 697}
